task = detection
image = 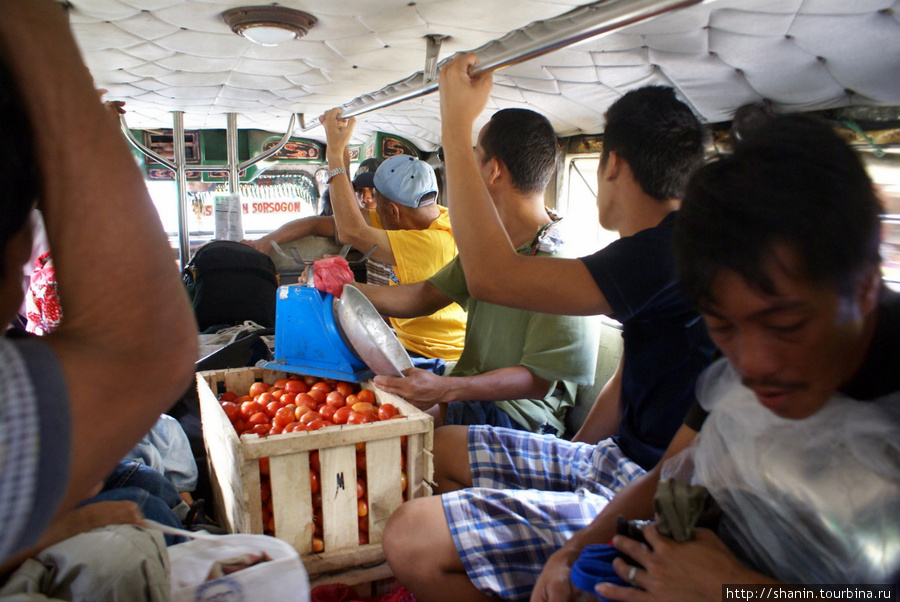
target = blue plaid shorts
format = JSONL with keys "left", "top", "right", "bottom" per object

{"left": 442, "top": 425, "right": 645, "bottom": 601}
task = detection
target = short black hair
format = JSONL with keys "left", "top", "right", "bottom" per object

{"left": 479, "top": 108, "right": 558, "bottom": 194}
{"left": 602, "top": 86, "right": 704, "bottom": 200}
{"left": 0, "top": 52, "right": 38, "bottom": 277}
{"left": 674, "top": 114, "right": 883, "bottom": 309}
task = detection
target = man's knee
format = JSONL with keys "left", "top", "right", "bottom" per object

{"left": 434, "top": 425, "right": 471, "bottom": 493}
{"left": 384, "top": 496, "right": 455, "bottom": 570}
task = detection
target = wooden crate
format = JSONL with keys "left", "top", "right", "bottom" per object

{"left": 197, "top": 367, "right": 434, "bottom": 578}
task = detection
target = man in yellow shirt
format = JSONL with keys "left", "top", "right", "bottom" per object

{"left": 247, "top": 110, "right": 465, "bottom": 362}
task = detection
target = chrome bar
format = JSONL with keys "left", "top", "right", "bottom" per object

{"left": 227, "top": 113, "right": 240, "bottom": 195}
{"left": 173, "top": 111, "right": 191, "bottom": 268}
{"left": 119, "top": 116, "right": 176, "bottom": 170}
{"left": 300, "top": 0, "right": 702, "bottom": 131}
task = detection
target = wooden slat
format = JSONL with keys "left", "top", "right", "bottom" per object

{"left": 270, "top": 451, "right": 313, "bottom": 555}
{"left": 308, "top": 561, "right": 393, "bottom": 587}
{"left": 304, "top": 544, "right": 387, "bottom": 577}
{"left": 365, "top": 437, "right": 402, "bottom": 543}
{"left": 320, "top": 444, "right": 358, "bottom": 553}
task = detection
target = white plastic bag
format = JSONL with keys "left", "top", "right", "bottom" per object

{"left": 667, "top": 362, "right": 900, "bottom": 584}
{"left": 146, "top": 522, "right": 310, "bottom": 602}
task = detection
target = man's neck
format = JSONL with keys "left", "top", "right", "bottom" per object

{"left": 616, "top": 195, "right": 680, "bottom": 238}
{"left": 495, "top": 190, "right": 552, "bottom": 249}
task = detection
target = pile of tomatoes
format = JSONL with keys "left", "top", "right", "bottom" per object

{"left": 215, "top": 374, "right": 407, "bottom": 551}
{"left": 216, "top": 375, "right": 400, "bottom": 438}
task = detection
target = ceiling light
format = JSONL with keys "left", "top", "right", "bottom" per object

{"left": 222, "top": 6, "right": 317, "bottom": 47}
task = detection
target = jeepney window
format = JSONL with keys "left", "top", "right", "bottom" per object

{"left": 556, "top": 155, "right": 620, "bottom": 257}
{"left": 862, "top": 152, "right": 900, "bottom": 292}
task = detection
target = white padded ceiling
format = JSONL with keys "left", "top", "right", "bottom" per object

{"left": 68, "top": 0, "right": 900, "bottom": 152}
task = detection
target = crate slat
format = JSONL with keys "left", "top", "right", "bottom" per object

{"left": 198, "top": 367, "right": 433, "bottom": 577}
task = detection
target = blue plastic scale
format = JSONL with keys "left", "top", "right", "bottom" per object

{"left": 262, "top": 284, "right": 375, "bottom": 382}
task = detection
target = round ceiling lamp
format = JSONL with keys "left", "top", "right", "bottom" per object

{"left": 222, "top": 5, "right": 317, "bottom": 47}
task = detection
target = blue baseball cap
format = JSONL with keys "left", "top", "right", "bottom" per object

{"left": 373, "top": 154, "right": 438, "bottom": 208}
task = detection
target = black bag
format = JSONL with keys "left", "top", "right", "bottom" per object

{"left": 182, "top": 240, "right": 278, "bottom": 331}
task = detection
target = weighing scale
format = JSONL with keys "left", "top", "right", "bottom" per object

{"left": 262, "top": 283, "right": 412, "bottom": 383}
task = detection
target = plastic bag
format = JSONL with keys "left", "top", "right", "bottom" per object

{"left": 146, "top": 521, "right": 310, "bottom": 602}
{"left": 667, "top": 362, "right": 900, "bottom": 584}
{"left": 313, "top": 256, "right": 354, "bottom": 297}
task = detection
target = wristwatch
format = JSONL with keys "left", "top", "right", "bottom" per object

{"left": 316, "top": 167, "right": 347, "bottom": 184}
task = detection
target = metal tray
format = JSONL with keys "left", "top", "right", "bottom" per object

{"left": 333, "top": 284, "right": 413, "bottom": 377}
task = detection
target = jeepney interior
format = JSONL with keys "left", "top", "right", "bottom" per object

{"left": 63, "top": 0, "right": 900, "bottom": 435}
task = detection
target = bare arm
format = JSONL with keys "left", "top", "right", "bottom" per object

{"left": 571, "top": 355, "right": 624, "bottom": 443}
{"left": 531, "top": 424, "right": 699, "bottom": 602}
{"left": 0, "top": 0, "right": 197, "bottom": 514}
{"left": 439, "top": 53, "right": 611, "bottom": 316}
{"left": 374, "top": 365, "right": 552, "bottom": 411}
{"left": 354, "top": 280, "right": 450, "bottom": 319}
{"left": 321, "top": 109, "right": 395, "bottom": 265}
{"left": 242, "top": 215, "right": 335, "bottom": 255}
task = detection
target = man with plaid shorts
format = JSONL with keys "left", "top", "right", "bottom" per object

{"left": 381, "top": 56, "right": 715, "bottom": 601}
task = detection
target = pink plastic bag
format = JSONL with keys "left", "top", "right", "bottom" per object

{"left": 312, "top": 256, "right": 354, "bottom": 297}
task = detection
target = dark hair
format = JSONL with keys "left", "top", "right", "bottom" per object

{"left": 479, "top": 108, "right": 558, "bottom": 194}
{"left": 0, "top": 53, "right": 38, "bottom": 277}
{"left": 602, "top": 86, "right": 704, "bottom": 200}
{"left": 674, "top": 114, "right": 883, "bottom": 308}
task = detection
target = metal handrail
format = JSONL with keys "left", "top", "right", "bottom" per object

{"left": 300, "top": 0, "right": 703, "bottom": 130}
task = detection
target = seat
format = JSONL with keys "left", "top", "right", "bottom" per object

{"left": 565, "top": 318, "right": 623, "bottom": 438}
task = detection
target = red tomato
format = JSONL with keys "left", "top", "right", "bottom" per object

{"left": 257, "top": 392, "right": 276, "bottom": 405}
{"left": 285, "top": 379, "right": 309, "bottom": 394}
{"left": 275, "top": 406, "right": 295, "bottom": 423}
{"left": 270, "top": 389, "right": 285, "bottom": 401}
{"left": 240, "top": 401, "right": 264, "bottom": 420}
{"left": 307, "top": 389, "right": 326, "bottom": 404}
{"left": 345, "top": 394, "right": 359, "bottom": 408}
{"left": 351, "top": 401, "right": 375, "bottom": 415}
{"left": 358, "top": 412, "right": 377, "bottom": 424}
{"left": 248, "top": 411, "right": 269, "bottom": 427}
{"left": 309, "top": 451, "right": 320, "bottom": 473}
{"left": 358, "top": 516, "right": 369, "bottom": 533}
{"left": 235, "top": 394, "right": 253, "bottom": 403}
{"left": 280, "top": 393, "right": 297, "bottom": 406}
{"left": 299, "top": 411, "right": 321, "bottom": 425}
{"left": 359, "top": 531, "right": 369, "bottom": 546}
{"left": 356, "top": 389, "right": 376, "bottom": 405}
{"left": 312, "top": 536, "right": 324, "bottom": 553}
{"left": 377, "top": 403, "right": 398, "bottom": 421}
{"left": 311, "top": 381, "right": 333, "bottom": 395}
{"left": 273, "top": 378, "right": 291, "bottom": 389}
{"left": 249, "top": 424, "right": 269, "bottom": 436}
{"left": 232, "top": 419, "right": 247, "bottom": 435}
{"left": 325, "top": 391, "right": 346, "bottom": 408}
{"left": 357, "top": 499, "right": 368, "bottom": 517}
{"left": 346, "top": 411, "right": 364, "bottom": 425}
{"left": 218, "top": 391, "right": 238, "bottom": 402}
{"left": 221, "top": 401, "right": 239, "bottom": 421}
{"left": 355, "top": 449, "right": 366, "bottom": 471}
{"left": 356, "top": 477, "right": 366, "bottom": 499}
{"left": 269, "top": 423, "right": 284, "bottom": 435}
{"left": 259, "top": 457, "right": 270, "bottom": 475}
{"left": 264, "top": 401, "right": 280, "bottom": 418}
{"left": 248, "top": 382, "right": 269, "bottom": 398}
{"left": 335, "top": 381, "right": 355, "bottom": 398}
{"left": 332, "top": 406, "right": 353, "bottom": 425}
{"left": 272, "top": 414, "right": 293, "bottom": 431}
{"left": 400, "top": 470, "right": 407, "bottom": 493}
{"left": 282, "top": 403, "right": 298, "bottom": 416}
{"left": 306, "top": 419, "right": 332, "bottom": 431}
{"left": 302, "top": 375, "right": 318, "bottom": 387}
{"left": 295, "top": 393, "right": 317, "bottom": 412}
{"left": 309, "top": 469, "right": 319, "bottom": 494}
{"left": 318, "top": 405, "right": 337, "bottom": 421}
{"left": 260, "top": 481, "right": 270, "bottom": 502}
{"left": 284, "top": 421, "right": 306, "bottom": 433}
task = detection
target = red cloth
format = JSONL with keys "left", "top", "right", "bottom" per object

{"left": 312, "top": 256, "right": 355, "bottom": 297}
{"left": 25, "top": 250, "right": 62, "bottom": 335}
{"left": 310, "top": 583, "right": 416, "bottom": 602}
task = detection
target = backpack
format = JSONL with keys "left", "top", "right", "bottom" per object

{"left": 182, "top": 240, "right": 278, "bottom": 332}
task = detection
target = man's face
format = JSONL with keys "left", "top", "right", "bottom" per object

{"left": 373, "top": 190, "right": 399, "bottom": 230}
{"left": 702, "top": 249, "right": 872, "bottom": 420}
{"left": 595, "top": 156, "right": 613, "bottom": 230}
{"left": 473, "top": 124, "right": 495, "bottom": 187}
{"left": 355, "top": 187, "right": 376, "bottom": 210}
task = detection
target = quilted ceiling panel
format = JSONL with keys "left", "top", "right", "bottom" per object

{"left": 67, "top": 0, "right": 900, "bottom": 151}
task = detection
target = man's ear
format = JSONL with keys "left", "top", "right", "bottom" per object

{"left": 486, "top": 157, "right": 504, "bottom": 187}
{"left": 856, "top": 264, "right": 882, "bottom": 317}
{"left": 603, "top": 151, "right": 622, "bottom": 182}
{"left": 387, "top": 200, "right": 403, "bottom": 222}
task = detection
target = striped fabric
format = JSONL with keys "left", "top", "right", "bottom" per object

{"left": 0, "top": 339, "right": 41, "bottom": 561}
{"left": 442, "top": 426, "right": 645, "bottom": 600}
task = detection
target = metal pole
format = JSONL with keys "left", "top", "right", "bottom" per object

{"left": 173, "top": 111, "right": 190, "bottom": 267}
{"left": 301, "top": 0, "right": 702, "bottom": 130}
{"left": 227, "top": 114, "right": 240, "bottom": 195}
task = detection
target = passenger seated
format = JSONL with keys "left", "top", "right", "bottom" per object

{"left": 381, "top": 57, "right": 715, "bottom": 600}
{"left": 352, "top": 107, "right": 602, "bottom": 435}
{"left": 0, "top": 0, "right": 196, "bottom": 578}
